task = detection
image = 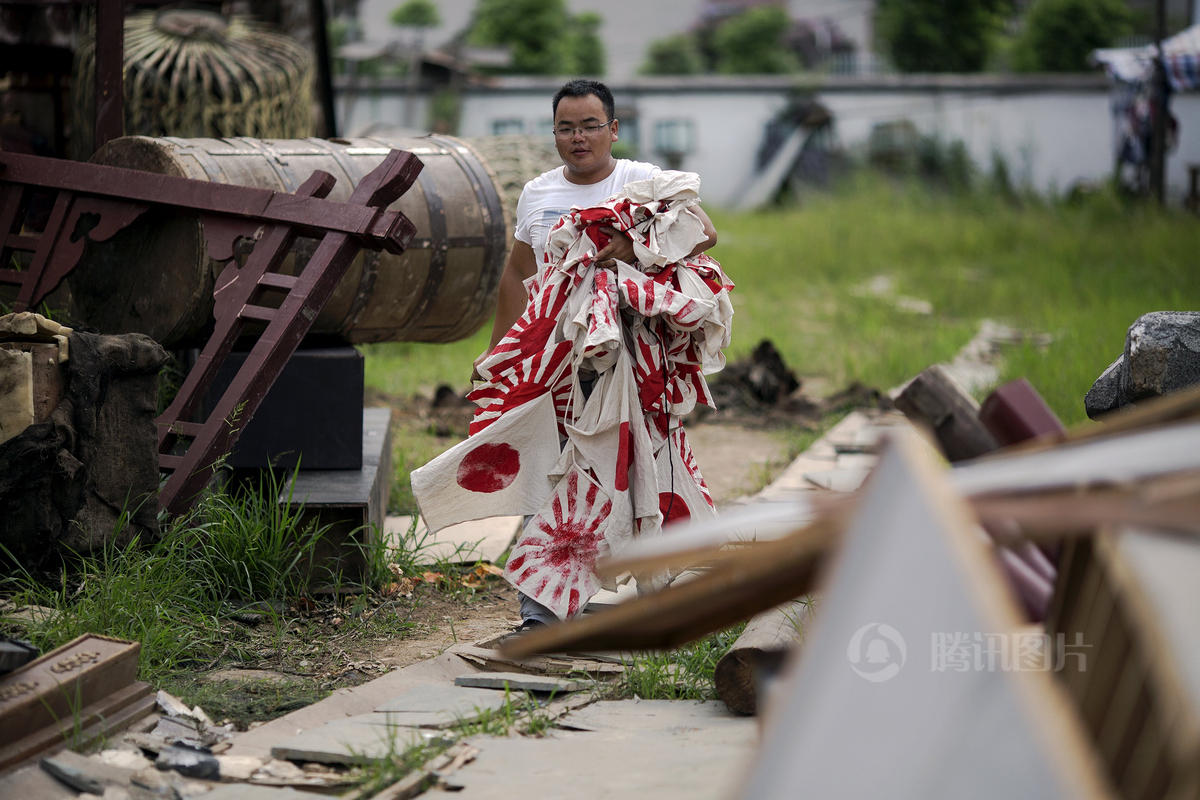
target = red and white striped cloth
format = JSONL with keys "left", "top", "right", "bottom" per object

{"left": 412, "top": 171, "right": 734, "bottom": 619}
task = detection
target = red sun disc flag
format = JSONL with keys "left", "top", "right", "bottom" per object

{"left": 411, "top": 392, "right": 559, "bottom": 534}
{"left": 505, "top": 465, "right": 613, "bottom": 620}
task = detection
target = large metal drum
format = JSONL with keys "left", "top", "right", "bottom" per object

{"left": 69, "top": 135, "right": 507, "bottom": 347}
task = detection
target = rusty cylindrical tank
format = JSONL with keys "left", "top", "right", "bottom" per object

{"left": 67, "top": 135, "right": 507, "bottom": 347}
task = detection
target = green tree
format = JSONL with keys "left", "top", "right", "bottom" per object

{"left": 566, "top": 12, "right": 605, "bottom": 75}
{"left": 1012, "top": 0, "right": 1132, "bottom": 72}
{"left": 712, "top": 6, "right": 798, "bottom": 74}
{"left": 389, "top": 0, "right": 439, "bottom": 28}
{"left": 640, "top": 33, "right": 705, "bottom": 75}
{"left": 876, "top": 0, "right": 1012, "bottom": 73}
{"left": 469, "top": 0, "right": 571, "bottom": 74}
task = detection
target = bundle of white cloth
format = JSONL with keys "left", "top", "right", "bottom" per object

{"left": 412, "top": 171, "right": 734, "bottom": 619}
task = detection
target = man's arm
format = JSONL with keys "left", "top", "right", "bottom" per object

{"left": 595, "top": 203, "right": 718, "bottom": 266}
{"left": 689, "top": 204, "right": 719, "bottom": 257}
{"left": 473, "top": 240, "right": 537, "bottom": 379}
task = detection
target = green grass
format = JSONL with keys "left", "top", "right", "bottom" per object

{"left": 0, "top": 475, "right": 412, "bottom": 684}
{"left": 363, "top": 175, "right": 1197, "bottom": 430}
{"left": 620, "top": 624, "right": 746, "bottom": 701}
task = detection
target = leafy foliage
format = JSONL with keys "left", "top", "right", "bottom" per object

{"left": 712, "top": 6, "right": 798, "bottom": 74}
{"left": 390, "top": 0, "right": 439, "bottom": 29}
{"left": 640, "top": 33, "right": 705, "bottom": 75}
{"left": 468, "top": 0, "right": 604, "bottom": 75}
{"left": 565, "top": 12, "right": 604, "bottom": 75}
{"left": 1012, "top": 0, "right": 1132, "bottom": 72}
{"left": 876, "top": 0, "right": 1012, "bottom": 72}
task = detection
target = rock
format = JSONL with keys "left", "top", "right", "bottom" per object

{"left": 1125, "top": 311, "right": 1200, "bottom": 397}
{"left": 1084, "top": 356, "right": 1124, "bottom": 418}
{"left": 1086, "top": 311, "right": 1200, "bottom": 419}
{"left": 40, "top": 750, "right": 134, "bottom": 794}
{"left": 155, "top": 743, "right": 220, "bottom": 780}
{"left": 0, "top": 329, "right": 168, "bottom": 567}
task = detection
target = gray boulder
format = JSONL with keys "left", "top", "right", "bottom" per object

{"left": 1086, "top": 311, "right": 1200, "bottom": 418}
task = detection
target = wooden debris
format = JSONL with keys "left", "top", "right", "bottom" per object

{"left": 715, "top": 600, "right": 815, "bottom": 715}
{"left": 738, "top": 428, "right": 1112, "bottom": 799}
{"left": 451, "top": 643, "right": 625, "bottom": 677}
{"left": 894, "top": 364, "right": 999, "bottom": 461}
{"left": 500, "top": 517, "right": 838, "bottom": 658}
{"left": 1047, "top": 526, "right": 1200, "bottom": 799}
{"left": 0, "top": 634, "right": 153, "bottom": 771}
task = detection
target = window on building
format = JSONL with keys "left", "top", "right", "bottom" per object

{"left": 653, "top": 119, "right": 695, "bottom": 169}
{"left": 492, "top": 119, "right": 525, "bottom": 135}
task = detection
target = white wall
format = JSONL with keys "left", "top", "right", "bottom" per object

{"left": 338, "top": 76, "right": 1200, "bottom": 208}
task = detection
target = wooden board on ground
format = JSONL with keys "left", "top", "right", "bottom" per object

{"left": 451, "top": 644, "right": 625, "bottom": 678}
{"left": 737, "top": 428, "right": 1112, "bottom": 799}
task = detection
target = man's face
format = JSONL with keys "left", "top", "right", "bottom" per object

{"left": 553, "top": 93, "right": 618, "bottom": 182}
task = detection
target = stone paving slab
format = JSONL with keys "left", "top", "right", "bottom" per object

{"left": 269, "top": 719, "right": 440, "bottom": 765}
{"left": 454, "top": 672, "right": 587, "bottom": 693}
{"left": 375, "top": 684, "right": 513, "bottom": 724}
{"left": 227, "top": 652, "right": 477, "bottom": 760}
{"left": 430, "top": 700, "right": 757, "bottom": 799}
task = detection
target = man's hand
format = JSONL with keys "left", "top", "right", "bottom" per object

{"left": 471, "top": 348, "right": 490, "bottom": 382}
{"left": 594, "top": 226, "right": 636, "bottom": 268}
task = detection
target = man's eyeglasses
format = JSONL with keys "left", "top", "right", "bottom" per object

{"left": 553, "top": 120, "right": 615, "bottom": 140}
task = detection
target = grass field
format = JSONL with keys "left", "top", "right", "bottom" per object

{"left": 365, "top": 177, "right": 1198, "bottom": 512}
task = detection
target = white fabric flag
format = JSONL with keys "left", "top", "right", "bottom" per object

{"left": 411, "top": 392, "right": 558, "bottom": 534}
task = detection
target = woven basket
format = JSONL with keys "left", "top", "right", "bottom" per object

{"left": 71, "top": 9, "right": 315, "bottom": 159}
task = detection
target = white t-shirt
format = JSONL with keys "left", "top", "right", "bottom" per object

{"left": 515, "top": 159, "right": 660, "bottom": 265}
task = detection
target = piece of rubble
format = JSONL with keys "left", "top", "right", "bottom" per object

{"left": 1086, "top": 310, "right": 1200, "bottom": 418}
{"left": 40, "top": 750, "right": 134, "bottom": 795}
{"left": 155, "top": 743, "right": 219, "bottom": 780}
{"left": 214, "top": 754, "right": 263, "bottom": 781}
{"left": 93, "top": 747, "right": 154, "bottom": 772}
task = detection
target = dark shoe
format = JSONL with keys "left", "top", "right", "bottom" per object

{"left": 493, "top": 618, "right": 546, "bottom": 648}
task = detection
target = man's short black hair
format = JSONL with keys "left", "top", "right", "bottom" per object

{"left": 552, "top": 79, "right": 615, "bottom": 123}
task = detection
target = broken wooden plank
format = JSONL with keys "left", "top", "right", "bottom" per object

{"left": 737, "top": 428, "right": 1112, "bottom": 799}
{"left": 451, "top": 644, "right": 625, "bottom": 678}
{"left": 500, "top": 516, "right": 838, "bottom": 658}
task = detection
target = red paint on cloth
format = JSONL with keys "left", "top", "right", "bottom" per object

{"left": 614, "top": 421, "right": 632, "bottom": 492}
{"left": 659, "top": 491, "right": 691, "bottom": 524}
{"left": 456, "top": 443, "right": 520, "bottom": 493}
